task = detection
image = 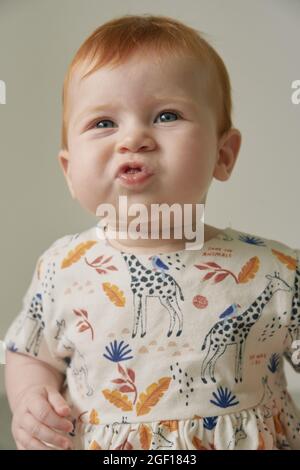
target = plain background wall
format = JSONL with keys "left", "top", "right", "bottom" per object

{"left": 0, "top": 0, "right": 299, "bottom": 408}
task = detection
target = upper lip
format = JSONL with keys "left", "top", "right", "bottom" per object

{"left": 115, "top": 160, "right": 155, "bottom": 178}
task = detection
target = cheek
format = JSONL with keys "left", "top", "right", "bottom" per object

{"left": 68, "top": 142, "right": 100, "bottom": 181}
{"left": 66, "top": 153, "right": 104, "bottom": 212}
{"left": 171, "top": 137, "right": 215, "bottom": 180}
{"left": 165, "top": 130, "right": 217, "bottom": 202}
{"left": 69, "top": 156, "right": 92, "bottom": 187}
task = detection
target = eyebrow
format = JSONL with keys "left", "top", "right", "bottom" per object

{"left": 73, "top": 97, "right": 197, "bottom": 126}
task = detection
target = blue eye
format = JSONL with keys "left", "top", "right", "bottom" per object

{"left": 156, "top": 111, "right": 180, "bottom": 123}
{"left": 92, "top": 110, "right": 181, "bottom": 129}
{"left": 94, "top": 119, "right": 116, "bottom": 129}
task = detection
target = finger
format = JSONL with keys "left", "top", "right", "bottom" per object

{"left": 22, "top": 412, "right": 73, "bottom": 450}
{"left": 29, "top": 399, "right": 73, "bottom": 433}
{"left": 15, "top": 427, "right": 57, "bottom": 450}
{"left": 47, "top": 389, "right": 71, "bottom": 417}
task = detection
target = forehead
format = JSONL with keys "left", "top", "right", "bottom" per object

{"left": 67, "top": 53, "right": 208, "bottom": 118}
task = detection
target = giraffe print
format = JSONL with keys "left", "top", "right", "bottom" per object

{"left": 283, "top": 259, "right": 300, "bottom": 371}
{"left": 70, "top": 347, "right": 94, "bottom": 398}
{"left": 276, "top": 388, "right": 300, "bottom": 446}
{"left": 151, "top": 426, "right": 174, "bottom": 450}
{"left": 286, "top": 261, "right": 300, "bottom": 347}
{"left": 5, "top": 224, "right": 300, "bottom": 449}
{"left": 61, "top": 336, "right": 94, "bottom": 397}
{"left": 20, "top": 293, "right": 45, "bottom": 357}
{"left": 257, "top": 376, "right": 274, "bottom": 418}
{"left": 200, "top": 272, "right": 292, "bottom": 384}
{"left": 226, "top": 415, "right": 247, "bottom": 449}
{"left": 121, "top": 252, "right": 184, "bottom": 338}
{"left": 55, "top": 319, "right": 66, "bottom": 340}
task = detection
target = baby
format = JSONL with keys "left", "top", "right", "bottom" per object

{"left": 4, "top": 14, "right": 300, "bottom": 450}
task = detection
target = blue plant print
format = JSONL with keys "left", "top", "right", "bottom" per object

{"left": 210, "top": 386, "right": 239, "bottom": 408}
{"left": 267, "top": 353, "right": 281, "bottom": 373}
{"left": 6, "top": 341, "right": 18, "bottom": 353}
{"left": 238, "top": 234, "right": 266, "bottom": 246}
{"left": 203, "top": 416, "right": 218, "bottom": 430}
{"left": 103, "top": 340, "right": 133, "bottom": 362}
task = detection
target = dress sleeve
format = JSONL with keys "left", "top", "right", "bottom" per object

{"left": 4, "top": 248, "right": 71, "bottom": 374}
{"left": 283, "top": 249, "right": 300, "bottom": 372}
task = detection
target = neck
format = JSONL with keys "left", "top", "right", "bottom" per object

{"left": 103, "top": 223, "right": 222, "bottom": 255}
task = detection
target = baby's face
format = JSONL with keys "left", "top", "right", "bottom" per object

{"left": 59, "top": 52, "right": 224, "bottom": 220}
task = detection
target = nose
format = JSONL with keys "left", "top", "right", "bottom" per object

{"left": 116, "top": 128, "right": 156, "bottom": 154}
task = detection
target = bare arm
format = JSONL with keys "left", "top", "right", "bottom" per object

{"left": 5, "top": 350, "right": 65, "bottom": 411}
{"left": 5, "top": 350, "right": 73, "bottom": 450}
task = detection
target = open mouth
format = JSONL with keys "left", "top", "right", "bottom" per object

{"left": 116, "top": 162, "right": 154, "bottom": 186}
{"left": 122, "top": 166, "right": 142, "bottom": 174}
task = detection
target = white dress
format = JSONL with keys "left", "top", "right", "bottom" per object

{"left": 4, "top": 224, "right": 300, "bottom": 450}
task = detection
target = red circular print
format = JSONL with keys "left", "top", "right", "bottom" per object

{"left": 193, "top": 295, "right": 208, "bottom": 309}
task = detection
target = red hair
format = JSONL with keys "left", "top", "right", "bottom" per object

{"left": 61, "top": 14, "right": 233, "bottom": 149}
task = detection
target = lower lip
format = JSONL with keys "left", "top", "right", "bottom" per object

{"left": 117, "top": 170, "right": 154, "bottom": 187}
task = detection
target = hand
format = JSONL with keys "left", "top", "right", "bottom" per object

{"left": 11, "top": 384, "right": 74, "bottom": 450}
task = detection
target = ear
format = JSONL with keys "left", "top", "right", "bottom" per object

{"left": 57, "top": 149, "right": 76, "bottom": 199}
{"left": 213, "top": 128, "right": 242, "bottom": 181}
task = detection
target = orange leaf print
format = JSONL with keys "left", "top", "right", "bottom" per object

{"left": 96, "top": 268, "right": 106, "bottom": 275}
{"left": 118, "top": 363, "right": 127, "bottom": 378}
{"left": 257, "top": 432, "right": 265, "bottom": 450}
{"left": 127, "top": 368, "right": 135, "bottom": 382}
{"left": 89, "top": 409, "right": 100, "bottom": 425}
{"left": 192, "top": 436, "right": 209, "bottom": 450}
{"left": 85, "top": 253, "right": 118, "bottom": 274}
{"left": 107, "top": 266, "right": 118, "bottom": 271}
{"left": 79, "top": 324, "right": 89, "bottom": 332}
{"left": 272, "top": 249, "right": 297, "bottom": 271}
{"left": 102, "top": 389, "right": 133, "bottom": 412}
{"left": 115, "top": 440, "right": 133, "bottom": 450}
{"left": 203, "top": 272, "right": 215, "bottom": 281}
{"left": 102, "top": 283, "right": 126, "bottom": 307}
{"left": 136, "top": 377, "right": 171, "bottom": 416}
{"left": 214, "top": 272, "right": 230, "bottom": 283}
{"left": 273, "top": 414, "right": 286, "bottom": 435}
{"left": 238, "top": 256, "right": 259, "bottom": 283}
{"left": 73, "top": 309, "right": 94, "bottom": 340}
{"left": 160, "top": 420, "right": 179, "bottom": 432}
{"left": 89, "top": 440, "right": 102, "bottom": 450}
{"left": 61, "top": 241, "right": 97, "bottom": 269}
{"left": 119, "top": 385, "right": 135, "bottom": 393}
{"left": 139, "top": 424, "right": 152, "bottom": 450}
{"left": 81, "top": 309, "right": 88, "bottom": 318}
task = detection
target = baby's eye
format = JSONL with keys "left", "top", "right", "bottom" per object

{"left": 91, "top": 110, "right": 181, "bottom": 129}
{"left": 155, "top": 111, "right": 181, "bottom": 123}
{"left": 94, "top": 119, "right": 117, "bottom": 129}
